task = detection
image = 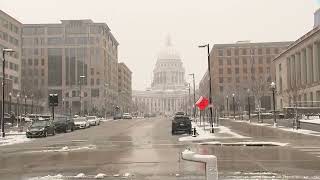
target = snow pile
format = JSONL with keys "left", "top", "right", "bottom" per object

{"left": 94, "top": 173, "right": 106, "bottom": 179}
{"left": 28, "top": 174, "right": 63, "bottom": 180}
{"left": 179, "top": 122, "right": 248, "bottom": 142}
{"left": 278, "top": 127, "right": 320, "bottom": 137}
{"left": 75, "top": 173, "right": 86, "bottom": 177}
{"left": 6, "top": 131, "right": 26, "bottom": 135}
{"left": 28, "top": 145, "right": 96, "bottom": 153}
{"left": 300, "top": 118, "right": 320, "bottom": 125}
{"left": 0, "top": 134, "right": 31, "bottom": 146}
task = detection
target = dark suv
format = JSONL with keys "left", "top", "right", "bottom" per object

{"left": 171, "top": 115, "right": 192, "bottom": 135}
{"left": 53, "top": 116, "right": 75, "bottom": 133}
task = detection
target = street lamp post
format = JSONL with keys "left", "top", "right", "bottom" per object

{"left": 62, "top": 98, "right": 65, "bottom": 114}
{"left": 1, "top": 48, "right": 15, "bottom": 137}
{"left": 189, "top": 73, "right": 196, "bottom": 119}
{"left": 199, "top": 44, "right": 214, "bottom": 132}
{"left": 226, "top": 96, "right": 229, "bottom": 117}
{"left": 24, "top": 95, "right": 27, "bottom": 115}
{"left": 247, "top": 89, "right": 251, "bottom": 121}
{"left": 188, "top": 83, "right": 191, "bottom": 116}
{"left": 9, "top": 92, "right": 12, "bottom": 114}
{"left": 79, "top": 75, "right": 86, "bottom": 116}
{"left": 271, "top": 82, "right": 277, "bottom": 127}
{"left": 232, "top": 93, "right": 235, "bottom": 120}
{"left": 16, "top": 94, "right": 20, "bottom": 128}
{"left": 31, "top": 94, "right": 33, "bottom": 114}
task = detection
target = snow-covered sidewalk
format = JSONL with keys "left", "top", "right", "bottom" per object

{"left": 179, "top": 121, "right": 248, "bottom": 142}
{"left": 0, "top": 131, "right": 30, "bottom": 146}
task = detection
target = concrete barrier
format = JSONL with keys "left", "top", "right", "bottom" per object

{"left": 181, "top": 149, "right": 218, "bottom": 180}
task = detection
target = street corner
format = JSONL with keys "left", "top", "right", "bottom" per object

{"left": 0, "top": 131, "right": 31, "bottom": 146}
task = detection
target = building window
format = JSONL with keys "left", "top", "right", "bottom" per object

{"left": 279, "top": 63, "right": 282, "bottom": 71}
{"left": 34, "top": 59, "right": 38, "bottom": 66}
{"left": 218, "top": 49, "right": 223, "bottom": 56}
{"left": 91, "top": 89, "right": 100, "bottom": 97}
{"left": 228, "top": 77, "right": 232, "bottom": 83}
{"left": 65, "top": 92, "right": 69, "bottom": 97}
{"left": 219, "top": 68, "right": 223, "bottom": 74}
{"left": 227, "top": 58, "right": 231, "bottom": 65}
{"left": 219, "top": 77, "right": 223, "bottom": 83}
{"left": 258, "top": 48, "right": 263, "bottom": 55}
{"left": 266, "top": 48, "right": 270, "bottom": 55}
{"left": 41, "top": 69, "right": 44, "bottom": 76}
{"left": 259, "top": 67, "right": 263, "bottom": 73}
{"left": 235, "top": 58, "right": 239, "bottom": 65}
{"left": 259, "top": 57, "right": 263, "bottom": 64}
{"left": 235, "top": 48, "right": 239, "bottom": 56}
{"left": 243, "top": 68, "right": 247, "bottom": 73}
{"left": 235, "top": 68, "right": 239, "bottom": 74}
{"left": 227, "top": 49, "right": 231, "bottom": 56}
{"left": 91, "top": 78, "right": 94, "bottom": 85}
{"left": 91, "top": 68, "right": 94, "bottom": 75}
{"left": 72, "top": 91, "right": 76, "bottom": 97}
{"left": 242, "top": 48, "right": 247, "bottom": 55}
{"left": 274, "top": 48, "right": 279, "bottom": 54}
{"left": 220, "top": 86, "right": 223, "bottom": 93}
{"left": 227, "top": 68, "right": 231, "bottom": 74}
{"left": 96, "top": 78, "right": 100, "bottom": 85}
{"left": 236, "top": 77, "right": 240, "bottom": 83}
{"left": 219, "top": 58, "right": 223, "bottom": 66}
{"left": 242, "top": 58, "right": 247, "bottom": 64}
{"left": 28, "top": 59, "right": 32, "bottom": 66}
{"left": 41, "top": 58, "right": 45, "bottom": 66}
{"left": 266, "top": 57, "right": 271, "bottom": 64}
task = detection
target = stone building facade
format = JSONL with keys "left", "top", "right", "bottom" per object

{"left": 118, "top": 62, "right": 132, "bottom": 113}
{"left": 21, "top": 19, "right": 121, "bottom": 115}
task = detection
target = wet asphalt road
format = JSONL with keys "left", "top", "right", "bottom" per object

{"left": 0, "top": 117, "right": 320, "bottom": 179}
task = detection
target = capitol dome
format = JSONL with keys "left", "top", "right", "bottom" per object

{"left": 157, "top": 37, "right": 181, "bottom": 60}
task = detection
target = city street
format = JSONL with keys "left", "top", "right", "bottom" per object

{"left": 0, "top": 117, "right": 320, "bottom": 179}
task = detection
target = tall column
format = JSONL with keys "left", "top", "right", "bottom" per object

{"left": 301, "top": 49, "right": 306, "bottom": 85}
{"left": 287, "top": 58, "right": 291, "bottom": 89}
{"left": 295, "top": 53, "right": 301, "bottom": 86}
{"left": 306, "top": 46, "right": 312, "bottom": 84}
{"left": 313, "top": 42, "right": 319, "bottom": 82}
{"left": 291, "top": 56, "right": 295, "bottom": 88}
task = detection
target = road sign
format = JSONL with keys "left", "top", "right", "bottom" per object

{"left": 196, "top": 96, "right": 209, "bottom": 110}
{"left": 48, "top": 94, "right": 58, "bottom": 107}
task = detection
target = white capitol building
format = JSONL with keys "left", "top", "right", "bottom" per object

{"left": 132, "top": 39, "right": 189, "bottom": 115}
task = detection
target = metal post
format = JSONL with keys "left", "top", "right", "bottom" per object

{"left": 226, "top": 96, "right": 229, "bottom": 117}
{"left": 31, "top": 95, "right": 33, "bottom": 114}
{"left": 52, "top": 105, "right": 55, "bottom": 120}
{"left": 192, "top": 74, "right": 196, "bottom": 119}
{"left": 273, "top": 88, "right": 276, "bottom": 125}
{"left": 247, "top": 90, "right": 251, "bottom": 121}
{"left": 9, "top": 93, "right": 11, "bottom": 114}
{"left": 205, "top": 45, "right": 214, "bottom": 132}
{"left": 24, "top": 96, "right": 27, "bottom": 115}
{"left": 1, "top": 51, "right": 5, "bottom": 137}
{"left": 188, "top": 83, "right": 191, "bottom": 116}
{"left": 232, "top": 94, "right": 235, "bottom": 120}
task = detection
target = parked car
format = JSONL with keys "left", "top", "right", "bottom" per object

{"left": 113, "top": 113, "right": 122, "bottom": 120}
{"left": 53, "top": 116, "right": 75, "bottom": 132}
{"left": 86, "top": 116, "right": 100, "bottom": 126}
{"left": 171, "top": 115, "right": 192, "bottom": 135}
{"left": 73, "top": 117, "right": 90, "bottom": 129}
{"left": 144, "top": 113, "right": 150, "bottom": 118}
{"left": 26, "top": 120, "right": 55, "bottom": 138}
{"left": 122, "top": 113, "right": 133, "bottom": 119}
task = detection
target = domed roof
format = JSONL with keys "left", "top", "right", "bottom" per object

{"left": 157, "top": 37, "right": 181, "bottom": 60}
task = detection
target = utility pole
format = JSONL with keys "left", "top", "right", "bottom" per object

{"left": 189, "top": 73, "right": 196, "bottom": 119}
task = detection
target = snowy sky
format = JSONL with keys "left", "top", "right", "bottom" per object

{"left": 1, "top": 0, "right": 318, "bottom": 90}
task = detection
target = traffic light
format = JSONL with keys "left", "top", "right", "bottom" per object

{"left": 49, "top": 94, "right": 58, "bottom": 107}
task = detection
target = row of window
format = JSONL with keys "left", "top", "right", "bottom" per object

{"left": 0, "top": 61, "right": 19, "bottom": 72}
{"left": 22, "top": 58, "right": 45, "bottom": 66}
{"left": 0, "top": 17, "right": 19, "bottom": 34}
{"left": 21, "top": 69, "right": 45, "bottom": 76}
{"left": 218, "top": 56, "right": 273, "bottom": 66}
{"left": 22, "top": 48, "right": 45, "bottom": 57}
{"left": 219, "top": 75, "right": 272, "bottom": 84}
{"left": 65, "top": 89, "right": 100, "bottom": 98}
{"left": 4, "top": 74, "right": 19, "bottom": 84}
{"left": 22, "top": 78, "right": 45, "bottom": 86}
{"left": 219, "top": 67, "right": 271, "bottom": 75}
{"left": 0, "top": 31, "right": 19, "bottom": 47}
{"left": 217, "top": 47, "right": 280, "bottom": 56}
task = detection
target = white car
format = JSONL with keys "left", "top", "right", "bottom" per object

{"left": 122, "top": 113, "right": 133, "bottom": 119}
{"left": 86, "top": 116, "right": 100, "bottom": 126}
{"left": 74, "top": 117, "right": 90, "bottom": 129}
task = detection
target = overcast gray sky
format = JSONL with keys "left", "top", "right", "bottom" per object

{"left": 1, "top": 0, "right": 318, "bottom": 90}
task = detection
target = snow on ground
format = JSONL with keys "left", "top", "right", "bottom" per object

{"left": 179, "top": 121, "right": 248, "bottom": 142}
{"left": 199, "top": 141, "right": 288, "bottom": 146}
{"left": 28, "top": 172, "right": 132, "bottom": 179}
{"left": 27, "top": 145, "right": 96, "bottom": 153}
{"left": 0, "top": 133, "right": 31, "bottom": 146}
{"left": 300, "top": 118, "right": 320, "bottom": 125}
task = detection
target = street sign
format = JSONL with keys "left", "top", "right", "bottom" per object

{"left": 196, "top": 96, "right": 209, "bottom": 110}
{"left": 48, "top": 94, "right": 58, "bottom": 107}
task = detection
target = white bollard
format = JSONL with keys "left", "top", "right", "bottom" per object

{"left": 181, "top": 149, "right": 218, "bottom": 180}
